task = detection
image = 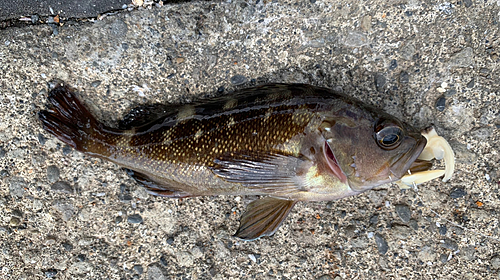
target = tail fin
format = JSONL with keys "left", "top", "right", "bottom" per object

{"left": 38, "top": 82, "right": 103, "bottom": 152}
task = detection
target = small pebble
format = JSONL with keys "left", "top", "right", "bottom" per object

{"left": 160, "top": 255, "right": 168, "bottom": 266}
{"left": 91, "top": 80, "right": 102, "bottom": 87}
{"left": 53, "top": 201, "right": 75, "bottom": 221}
{"left": 389, "top": 59, "right": 398, "bottom": 70}
{"left": 466, "top": 78, "right": 474, "bottom": 88}
{"left": 51, "top": 25, "right": 59, "bottom": 36}
{"left": 127, "top": 214, "right": 143, "bottom": 224}
{"left": 1, "top": 169, "right": 9, "bottom": 177}
{"left": 230, "top": 75, "right": 247, "bottom": 85}
{"left": 46, "top": 165, "right": 60, "bottom": 183}
{"left": 491, "top": 256, "right": 500, "bottom": 269}
{"left": 44, "top": 269, "right": 58, "bottom": 278}
{"left": 450, "top": 187, "right": 467, "bottom": 198}
{"left": 399, "top": 71, "right": 409, "bottom": 84}
{"left": 8, "top": 177, "right": 26, "bottom": 198}
{"left": 44, "top": 236, "right": 56, "bottom": 246}
{"left": 374, "top": 233, "right": 389, "bottom": 254}
{"left": 119, "top": 194, "right": 132, "bottom": 202}
{"left": 445, "top": 89, "right": 456, "bottom": 97}
{"left": 31, "top": 14, "right": 39, "bottom": 23}
{"left": 37, "top": 133, "right": 47, "bottom": 145}
{"left": 436, "top": 96, "right": 446, "bottom": 112}
{"left": 62, "top": 145, "right": 72, "bottom": 155}
{"left": 340, "top": 210, "right": 347, "bottom": 218}
{"left": 395, "top": 204, "right": 411, "bottom": 223}
{"left": 62, "top": 242, "right": 73, "bottom": 251}
{"left": 209, "top": 266, "right": 217, "bottom": 276}
{"left": 0, "top": 147, "right": 5, "bottom": 158}
{"left": 133, "top": 265, "right": 143, "bottom": 274}
{"left": 439, "top": 225, "right": 447, "bottom": 235}
{"left": 374, "top": 73, "right": 386, "bottom": 92}
{"left": 11, "top": 209, "right": 23, "bottom": 218}
{"left": 479, "top": 67, "right": 490, "bottom": 75}
{"left": 115, "top": 216, "right": 123, "bottom": 224}
{"left": 166, "top": 236, "right": 175, "bottom": 245}
{"left": 462, "top": 246, "right": 476, "bottom": 261}
{"left": 409, "top": 219, "right": 418, "bottom": 231}
{"left": 9, "top": 217, "right": 21, "bottom": 227}
{"left": 51, "top": 181, "right": 73, "bottom": 194}
{"left": 440, "top": 238, "right": 459, "bottom": 251}
{"left": 77, "top": 254, "right": 86, "bottom": 261}
{"left": 463, "top": 0, "right": 472, "bottom": 7}
{"left": 440, "top": 253, "right": 449, "bottom": 263}
{"left": 147, "top": 265, "right": 166, "bottom": 280}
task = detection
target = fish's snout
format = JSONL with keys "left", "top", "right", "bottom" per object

{"left": 389, "top": 133, "right": 427, "bottom": 179}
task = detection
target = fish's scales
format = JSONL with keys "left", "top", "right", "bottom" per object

{"left": 125, "top": 105, "right": 315, "bottom": 175}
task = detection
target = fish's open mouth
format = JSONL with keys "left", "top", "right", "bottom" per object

{"left": 324, "top": 141, "right": 347, "bottom": 183}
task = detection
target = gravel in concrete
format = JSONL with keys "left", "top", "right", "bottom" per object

{"left": 0, "top": 1, "right": 499, "bottom": 279}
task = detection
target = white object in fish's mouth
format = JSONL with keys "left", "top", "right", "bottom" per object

{"left": 398, "top": 127, "right": 455, "bottom": 187}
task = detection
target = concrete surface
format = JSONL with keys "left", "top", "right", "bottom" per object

{"left": 0, "top": 0, "right": 499, "bottom": 279}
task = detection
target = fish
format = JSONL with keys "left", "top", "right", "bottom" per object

{"left": 39, "top": 82, "right": 429, "bottom": 240}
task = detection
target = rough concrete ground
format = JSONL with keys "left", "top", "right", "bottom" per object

{"left": 0, "top": 0, "right": 499, "bottom": 279}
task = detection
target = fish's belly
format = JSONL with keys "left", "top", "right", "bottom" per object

{"left": 126, "top": 160, "right": 273, "bottom": 197}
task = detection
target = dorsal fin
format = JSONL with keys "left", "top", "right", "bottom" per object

{"left": 119, "top": 103, "right": 178, "bottom": 130}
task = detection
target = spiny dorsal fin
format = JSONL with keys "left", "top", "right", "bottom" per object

{"left": 234, "top": 197, "right": 297, "bottom": 240}
{"left": 119, "top": 103, "right": 177, "bottom": 130}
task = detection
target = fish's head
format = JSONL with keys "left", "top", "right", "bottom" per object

{"left": 319, "top": 105, "right": 427, "bottom": 192}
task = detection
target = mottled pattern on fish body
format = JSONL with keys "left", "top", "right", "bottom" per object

{"left": 39, "top": 82, "right": 426, "bottom": 240}
{"left": 80, "top": 85, "right": 350, "bottom": 199}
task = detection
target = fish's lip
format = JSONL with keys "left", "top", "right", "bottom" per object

{"left": 390, "top": 133, "right": 427, "bottom": 179}
{"left": 324, "top": 140, "right": 348, "bottom": 183}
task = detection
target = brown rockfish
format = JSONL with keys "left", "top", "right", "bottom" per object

{"left": 39, "top": 82, "right": 427, "bottom": 240}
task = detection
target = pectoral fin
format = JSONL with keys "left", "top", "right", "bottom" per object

{"left": 212, "top": 152, "right": 307, "bottom": 195}
{"left": 235, "top": 197, "right": 297, "bottom": 240}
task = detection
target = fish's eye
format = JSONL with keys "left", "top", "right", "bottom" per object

{"left": 375, "top": 125, "right": 403, "bottom": 149}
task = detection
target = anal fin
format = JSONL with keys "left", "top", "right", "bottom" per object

{"left": 234, "top": 197, "right": 297, "bottom": 240}
{"left": 125, "top": 169, "right": 192, "bottom": 198}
